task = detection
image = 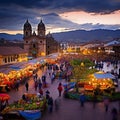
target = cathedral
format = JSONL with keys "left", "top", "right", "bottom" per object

{"left": 23, "top": 19, "right": 59, "bottom": 58}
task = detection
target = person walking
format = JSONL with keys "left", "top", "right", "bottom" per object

{"left": 46, "top": 90, "right": 50, "bottom": 100}
{"left": 103, "top": 96, "right": 110, "bottom": 112}
{"left": 111, "top": 107, "right": 118, "bottom": 120}
{"left": 93, "top": 90, "right": 97, "bottom": 108}
{"left": 34, "top": 80, "right": 38, "bottom": 91}
{"left": 39, "top": 88, "right": 43, "bottom": 96}
{"left": 57, "top": 82, "right": 63, "bottom": 97}
{"left": 25, "top": 82, "right": 29, "bottom": 92}
{"left": 15, "top": 81, "right": 19, "bottom": 91}
{"left": 51, "top": 72, "right": 55, "bottom": 84}
{"left": 38, "top": 81, "right": 42, "bottom": 90}
{"left": 42, "top": 75, "right": 47, "bottom": 88}
{"left": 47, "top": 96, "right": 53, "bottom": 113}
{"left": 55, "top": 97, "right": 60, "bottom": 111}
{"left": 79, "top": 92, "right": 86, "bottom": 107}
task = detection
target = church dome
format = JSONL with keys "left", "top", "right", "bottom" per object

{"left": 38, "top": 20, "right": 45, "bottom": 30}
{"left": 24, "top": 20, "right": 32, "bottom": 30}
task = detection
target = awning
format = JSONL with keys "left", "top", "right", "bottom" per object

{"left": 10, "top": 66, "right": 21, "bottom": 70}
{"left": 94, "top": 73, "right": 115, "bottom": 79}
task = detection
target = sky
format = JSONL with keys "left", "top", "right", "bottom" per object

{"left": 0, "top": 0, "right": 120, "bottom": 34}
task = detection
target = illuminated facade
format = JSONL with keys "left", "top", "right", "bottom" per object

{"left": 23, "top": 20, "right": 46, "bottom": 58}
{"left": 0, "top": 47, "right": 28, "bottom": 65}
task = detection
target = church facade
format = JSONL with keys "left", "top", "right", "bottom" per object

{"left": 23, "top": 19, "right": 58, "bottom": 58}
{"left": 23, "top": 20, "right": 46, "bottom": 58}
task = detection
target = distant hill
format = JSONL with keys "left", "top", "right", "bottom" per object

{"left": 52, "top": 29, "right": 120, "bottom": 43}
{"left": 0, "top": 29, "right": 120, "bottom": 42}
{"left": 0, "top": 33, "right": 23, "bottom": 40}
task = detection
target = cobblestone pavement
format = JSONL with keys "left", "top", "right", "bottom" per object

{"left": 7, "top": 67, "right": 120, "bottom": 120}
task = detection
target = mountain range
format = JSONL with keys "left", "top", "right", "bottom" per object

{"left": 0, "top": 29, "right": 120, "bottom": 43}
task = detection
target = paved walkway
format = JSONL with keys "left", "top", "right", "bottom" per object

{"left": 7, "top": 66, "right": 120, "bottom": 120}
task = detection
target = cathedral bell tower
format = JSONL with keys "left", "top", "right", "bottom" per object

{"left": 37, "top": 20, "right": 45, "bottom": 37}
{"left": 23, "top": 19, "right": 32, "bottom": 38}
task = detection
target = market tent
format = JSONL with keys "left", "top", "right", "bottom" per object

{"left": 9, "top": 62, "right": 28, "bottom": 69}
{"left": 10, "top": 66, "right": 21, "bottom": 70}
{"left": 94, "top": 73, "right": 115, "bottom": 79}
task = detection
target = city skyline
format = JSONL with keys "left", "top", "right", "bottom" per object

{"left": 0, "top": 0, "right": 120, "bottom": 34}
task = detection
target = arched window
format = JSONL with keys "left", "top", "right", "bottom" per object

{"left": 33, "top": 44, "right": 36, "bottom": 48}
{"left": 26, "top": 31, "right": 28, "bottom": 36}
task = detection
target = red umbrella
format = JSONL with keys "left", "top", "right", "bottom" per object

{"left": 0, "top": 93, "right": 10, "bottom": 102}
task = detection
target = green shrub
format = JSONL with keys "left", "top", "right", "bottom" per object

{"left": 64, "top": 91, "right": 120, "bottom": 102}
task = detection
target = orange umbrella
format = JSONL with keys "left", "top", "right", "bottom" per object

{"left": 0, "top": 93, "right": 10, "bottom": 102}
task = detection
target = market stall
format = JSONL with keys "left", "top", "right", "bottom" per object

{"left": 0, "top": 93, "right": 10, "bottom": 112}
{"left": 86, "top": 72, "right": 115, "bottom": 90}
{"left": 0, "top": 93, "right": 10, "bottom": 102}
{"left": 1, "top": 93, "right": 46, "bottom": 120}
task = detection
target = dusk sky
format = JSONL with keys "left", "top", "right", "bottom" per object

{"left": 0, "top": 0, "right": 120, "bottom": 34}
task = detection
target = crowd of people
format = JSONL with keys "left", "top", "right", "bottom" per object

{"left": 1, "top": 56, "right": 120, "bottom": 120}
{"left": 21, "top": 62, "right": 69, "bottom": 113}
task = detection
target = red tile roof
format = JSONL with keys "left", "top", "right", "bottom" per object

{"left": 0, "top": 47, "right": 27, "bottom": 56}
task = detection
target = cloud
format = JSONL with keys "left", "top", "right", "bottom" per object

{"left": 0, "top": 0, "right": 120, "bottom": 13}
{"left": 79, "top": 23, "right": 120, "bottom": 30}
{"left": 0, "top": 0, "right": 120, "bottom": 33}
{"left": 0, "top": 10, "right": 120, "bottom": 33}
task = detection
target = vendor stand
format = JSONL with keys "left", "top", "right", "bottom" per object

{"left": 1, "top": 93, "right": 46, "bottom": 120}
{"left": 0, "top": 93, "right": 10, "bottom": 111}
{"left": 0, "top": 85, "right": 10, "bottom": 93}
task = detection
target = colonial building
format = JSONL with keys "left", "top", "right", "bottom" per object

{"left": 46, "top": 32, "right": 59, "bottom": 55}
{"left": 0, "top": 47, "right": 28, "bottom": 65}
{"left": 23, "top": 19, "right": 58, "bottom": 58}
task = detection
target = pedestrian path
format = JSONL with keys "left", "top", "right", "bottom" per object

{"left": 7, "top": 67, "right": 120, "bottom": 120}
{"left": 8, "top": 67, "right": 65, "bottom": 104}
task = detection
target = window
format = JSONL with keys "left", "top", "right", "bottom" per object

{"left": 26, "top": 31, "right": 28, "bottom": 36}
{"left": 4, "top": 58, "right": 7, "bottom": 63}
{"left": 33, "top": 44, "right": 36, "bottom": 48}
{"left": 11, "top": 56, "right": 12, "bottom": 61}
{"left": 8, "top": 57, "right": 10, "bottom": 62}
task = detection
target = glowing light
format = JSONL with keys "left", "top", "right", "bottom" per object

{"left": 41, "top": 52, "right": 45, "bottom": 56}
